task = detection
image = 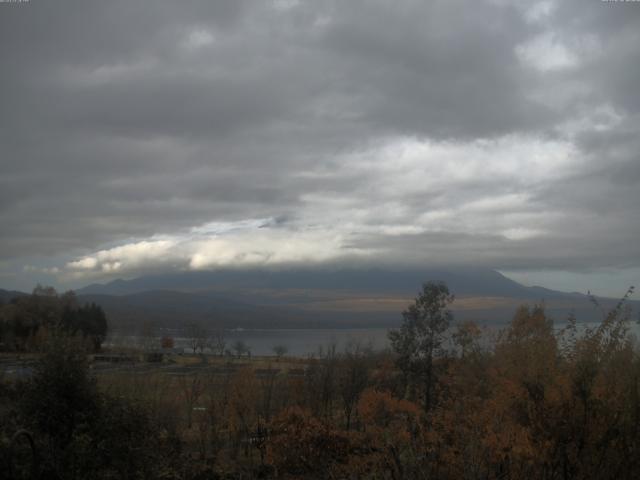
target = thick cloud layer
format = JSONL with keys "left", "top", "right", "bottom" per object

{"left": 1, "top": 0, "right": 639, "bottom": 294}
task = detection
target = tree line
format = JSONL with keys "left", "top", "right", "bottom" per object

{"left": 0, "top": 286, "right": 108, "bottom": 352}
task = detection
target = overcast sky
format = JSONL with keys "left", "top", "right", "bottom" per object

{"left": 1, "top": 0, "right": 639, "bottom": 296}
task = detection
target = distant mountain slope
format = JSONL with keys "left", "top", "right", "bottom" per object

{"left": 70, "top": 268, "right": 639, "bottom": 332}
{"left": 4, "top": 270, "right": 636, "bottom": 333}
{"left": 77, "top": 290, "right": 395, "bottom": 331}
{"left": 0, "top": 288, "right": 28, "bottom": 304}
{"left": 78, "top": 267, "right": 555, "bottom": 298}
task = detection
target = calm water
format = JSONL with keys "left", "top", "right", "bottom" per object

{"left": 107, "top": 320, "right": 640, "bottom": 357}
{"left": 108, "top": 328, "right": 391, "bottom": 356}
{"left": 219, "top": 328, "right": 392, "bottom": 356}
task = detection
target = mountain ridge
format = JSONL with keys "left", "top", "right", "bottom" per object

{"left": 77, "top": 267, "right": 575, "bottom": 298}
{"left": 2, "top": 268, "right": 636, "bottom": 332}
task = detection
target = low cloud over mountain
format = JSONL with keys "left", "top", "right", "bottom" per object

{"left": 1, "top": 1, "right": 639, "bottom": 295}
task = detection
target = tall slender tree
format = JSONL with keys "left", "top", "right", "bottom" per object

{"left": 388, "top": 281, "right": 454, "bottom": 413}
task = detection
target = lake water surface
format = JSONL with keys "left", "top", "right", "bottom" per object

{"left": 108, "top": 328, "right": 391, "bottom": 356}
{"left": 108, "top": 320, "right": 640, "bottom": 357}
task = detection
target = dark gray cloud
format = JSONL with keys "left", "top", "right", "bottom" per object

{"left": 0, "top": 0, "right": 639, "bottom": 294}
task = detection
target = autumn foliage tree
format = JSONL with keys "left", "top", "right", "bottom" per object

{"left": 267, "top": 406, "right": 353, "bottom": 479}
